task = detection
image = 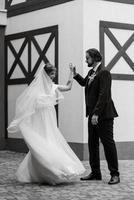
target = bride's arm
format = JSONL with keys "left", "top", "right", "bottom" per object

{"left": 57, "top": 64, "right": 74, "bottom": 92}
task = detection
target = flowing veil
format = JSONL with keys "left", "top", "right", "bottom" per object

{"left": 8, "top": 65, "right": 63, "bottom": 133}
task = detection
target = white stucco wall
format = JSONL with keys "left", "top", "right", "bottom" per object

{"left": 0, "top": 0, "right": 5, "bottom": 9}
{"left": 0, "top": 0, "right": 7, "bottom": 26}
{"left": 0, "top": 10, "right": 7, "bottom": 26}
{"left": 6, "top": 0, "right": 84, "bottom": 143}
{"left": 83, "top": 0, "right": 134, "bottom": 142}
{"left": 7, "top": 0, "right": 134, "bottom": 144}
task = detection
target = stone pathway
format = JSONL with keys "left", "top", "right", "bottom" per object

{"left": 0, "top": 151, "right": 134, "bottom": 200}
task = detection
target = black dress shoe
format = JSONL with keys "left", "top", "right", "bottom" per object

{"left": 108, "top": 176, "right": 120, "bottom": 185}
{"left": 80, "top": 173, "right": 102, "bottom": 181}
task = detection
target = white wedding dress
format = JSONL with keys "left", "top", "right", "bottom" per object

{"left": 8, "top": 66, "right": 85, "bottom": 185}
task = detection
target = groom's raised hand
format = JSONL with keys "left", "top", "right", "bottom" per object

{"left": 72, "top": 66, "right": 77, "bottom": 77}
{"left": 69, "top": 63, "right": 74, "bottom": 72}
{"left": 69, "top": 63, "right": 77, "bottom": 77}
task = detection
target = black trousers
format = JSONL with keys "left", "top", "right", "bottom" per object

{"left": 88, "top": 118, "right": 119, "bottom": 176}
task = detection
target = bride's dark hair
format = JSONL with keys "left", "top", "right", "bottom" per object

{"left": 44, "top": 63, "right": 57, "bottom": 75}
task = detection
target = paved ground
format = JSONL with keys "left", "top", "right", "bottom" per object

{"left": 0, "top": 151, "right": 134, "bottom": 200}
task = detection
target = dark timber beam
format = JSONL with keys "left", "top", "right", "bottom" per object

{"left": 0, "top": 26, "right": 6, "bottom": 149}
{"left": 104, "top": 0, "right": 134, "bottom": 5}
{"left": 6, "top": 0, "right": 74, "bottom": 17}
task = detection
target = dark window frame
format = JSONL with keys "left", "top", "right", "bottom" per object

{"left": 6, "top": 0, "right": 74, "bottom": 17}
{"left": 99, "top": 20, "right": 134, "bottom": 81}
{"left": 5, "top": 25, "right": 58, "bottom": 138}
{"left": 104, "top": 0, "right": 134, "bottom": 5}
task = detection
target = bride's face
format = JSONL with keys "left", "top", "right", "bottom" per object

{"left": 49, "top": 71, "right": 56, "bottom": 80}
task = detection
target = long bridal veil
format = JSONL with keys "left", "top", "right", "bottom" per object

{"left": 8, "top": 65, "right": 85, "bottom": 185}
{"left": 8, "top": 65, "right": 63, "bottom": 133}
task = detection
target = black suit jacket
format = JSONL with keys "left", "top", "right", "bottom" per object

{"left": 74, "top": 65, "right": 118, "bottom": 119}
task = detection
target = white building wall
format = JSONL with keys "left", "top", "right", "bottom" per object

{"left": 83, "top": 0, "right": 134, "bottom": 142}
{"left": 6, "top": 0, "right": 84, "bottom": 143}
{"left": 0, "top": 0, "right": 7, "bottom": 26}
{"left": 0, "top": 0, "right": 5, "bottom": 9}
{"left": 7, "top": 0, "right": 134, "bottom": 147}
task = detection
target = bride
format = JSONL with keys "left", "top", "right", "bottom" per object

{"left": 8, "top": 63, "right": 85, "bottom": 185}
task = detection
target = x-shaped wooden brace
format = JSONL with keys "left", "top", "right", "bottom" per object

{"left": 104, "top": 27, "right": 134, "bottom": 72}
{"left": 7, "top": 32, "right": 55, "bottom": 80}
{"left": 6, "top": 0, "right": 13, "bottom": 8}
{"left": 31, "top": 32, "right": 55, "bottom": 77}
{"left": 31, "top": 36, "right": 49, "bottom": 70}
{"left": 7, "top": 38, "right": 28, "bottom": 80}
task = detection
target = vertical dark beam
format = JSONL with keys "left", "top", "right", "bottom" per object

{"left": 28, "top": 36, "right": 31, "bottom": 77}
{"left": 8, "top": 0, "right": 13, "bottom": 7}
{"left": 99, "top": 21, "right": 105, "bottom": 67}
{"left": 5, "top": 34, "right": 8, "bottom": 139}
{"left": 0, "top": 26, "right": 6, "bottom": 148}
{"left": 54, "top": 26, "right": 59, "bottom": 123}
{"left": 55, "top": 26, "right": 58, "bottom": 84}
{"left": 28, "top": 36, "right": 33, "bottom": 84}
{"left": 5, "top": 0, "right": 8, "bottom": 9}
{"left": 5, "top": 0, "right": 13, "bottom": 9}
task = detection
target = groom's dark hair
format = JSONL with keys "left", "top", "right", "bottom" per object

{"left": 44, "top": 63, "right": 57, "bottom": 75}
{"left": 86, "top": 48, "right": 102, "bottom": 62}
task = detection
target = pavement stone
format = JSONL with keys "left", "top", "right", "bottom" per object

{"left": 0, "top": 151, "right": 134, "bottom": 200}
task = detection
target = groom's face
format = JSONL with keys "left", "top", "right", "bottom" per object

{"left": 85, "top": 52, "right": 94, "bottom": 68}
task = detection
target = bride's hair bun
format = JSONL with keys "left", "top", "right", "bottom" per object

{"left": 44, "top": 63, "right": 57, "bottom": 75}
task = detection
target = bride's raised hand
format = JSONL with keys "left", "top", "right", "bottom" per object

{"left": 69, "top": 63, "right": 74, "bottom": 72}
{"left": 57, "top": 63, "right": 74, "bottom": 92}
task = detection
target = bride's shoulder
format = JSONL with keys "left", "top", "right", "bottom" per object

{"left": 51, "top": 83, "right": 61, "bottom": 93}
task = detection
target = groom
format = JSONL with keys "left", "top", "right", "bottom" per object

{"left": 73, "top": 48, "right": 120, "bottom": 184}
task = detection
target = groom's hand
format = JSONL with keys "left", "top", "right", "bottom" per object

{"left": 91, "top": 114, "right": 98, "bottom": 125}
{"left": 72, "top": 66, "right": 77, "bottom": 77}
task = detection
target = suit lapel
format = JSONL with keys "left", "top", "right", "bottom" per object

{"left": 86, "top": 64, "right": 102, "bottom": 88}
{"left": 95, "top": 64, "right": 102, "bottom": 75}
